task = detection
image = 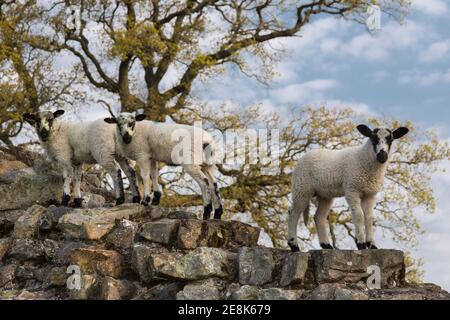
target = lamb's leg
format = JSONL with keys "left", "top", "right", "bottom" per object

{"left": 103, "top": 162, "right": 125, "bottom": 206}
{"left": 202, "top": 165, "right": 223, "bottom": 219}
{"left": 314, "top": 197, "right": 334, "bottom": 249}
{"left": 150, "top": 160, "right": 162, "bottom": 206}
{"left": 61, "top": 165, "right": 73, "bottom": 206}
{"left": 117, "top": 158, "right": 141, "bottom": 203}
{"left": 183, "top": 165, "right": 213, "bottom": 220}
{"left": 288, "top": 192, "right": 311, "bottom": 252}
{"left": 362, "top": 195, "right": 378, "bottom": 249}
{"left": 73, "top": 165, "right": 83, "bottom": 208}
{"left": 345, "top": 192, "right": 366, "bottom": 249}
{"left": 138, "top": 160, "right": 152, "bottom": 206}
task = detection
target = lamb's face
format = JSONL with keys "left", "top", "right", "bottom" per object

{"left": 357, "top": 124, "right": 409, "bottom": 164}
{"left": 22, "top": 110, "right": 65, "bottom": 142}
{"left": 104, "top": 112, "right": 146, "bottom": 144}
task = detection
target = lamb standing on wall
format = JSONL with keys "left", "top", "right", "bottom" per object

{"left": 287, "top": 124, "right": 409, "bottom": 252}
{"left": 104, "top": 112, "right": 223, "bottom": 220}
{"left": 22, "top": 110, "right": 141, "bottom": 207}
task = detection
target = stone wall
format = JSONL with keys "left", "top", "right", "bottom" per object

{"left": 1, "top": 157, "right": 449, "bottom": 300}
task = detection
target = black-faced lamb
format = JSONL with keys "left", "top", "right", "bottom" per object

{"left": 104, "top": 112, "right": 223, "bottom": 220}
{"left": 22, "top": 110, "right": 141, "bottom": 207}
{"left": 287, "top": 124, "right": 409, "bottom": 252}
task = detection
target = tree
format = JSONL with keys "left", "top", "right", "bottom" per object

{"left": 0, "top": 0, "right": 81, "bottom": 164}
{"left": 29, "top": 0, "right": 410, "bottom": 120}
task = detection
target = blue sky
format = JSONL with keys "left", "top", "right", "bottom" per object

{"left": 192, "top": 0, "right": 450, "bottom": 289}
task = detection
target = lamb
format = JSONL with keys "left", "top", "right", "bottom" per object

{"left": 103, "top": 112, "right": 223, "bottom": 220}
{"left": 287, "top": 124, "right": 409, "bottom": 252}
{"left": 22, "top": 110, "right": 141, "bottom": 207}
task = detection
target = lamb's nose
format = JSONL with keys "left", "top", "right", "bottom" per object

{"left": 377, "top": 150, "right": 388, "bottom": 163}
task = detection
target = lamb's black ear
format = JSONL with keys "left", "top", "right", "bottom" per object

{"left": 392, "top": 127, "right": 409, "bottom": 139}
{"left": 104, "top": 117, "right": 117, "bottom": 124}
{"left": 357, "top": 124, "right": 373, "bottom": 137}
{"left": 22, "top": 113, "right": 37, "bottom": 124}
{"left": 135, "top": 114, "right": 146, "bottom": 121}
{"left": 53, "top": 110, "right": 65, "bottom": 118}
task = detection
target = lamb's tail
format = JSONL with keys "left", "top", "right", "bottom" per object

{"left": 303, "top": 203, "right": 310, "bottom": 226}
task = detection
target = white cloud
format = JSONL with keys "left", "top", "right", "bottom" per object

{"left": 418, "top": 39, "right": 450, "bottom": 63}
{"left": 398, "top": 69, "right": 450, "bottom": 86}
{"left": 339, "top": 21, "right": 431, "bottom": 62}
{"left": 411, "top": 0, "right": 449, "bottom": 17}
{"left": 272, "top": 79, "right": 339, "bottom": 104}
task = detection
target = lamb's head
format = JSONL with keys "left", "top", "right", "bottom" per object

{"left": 22, "top": 110, "right": 65, "bottom": 142}
{"left": 104, "top": 112, "right": 146, "bottom": 144}
{"left": 357, "top": 124, "right": 409, "bottom": 164}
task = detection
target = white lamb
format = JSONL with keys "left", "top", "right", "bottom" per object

{"left": 287, "top": 124, "right": 409, "bottom": 252}
{"left": 104, "top": 112, "right": 223, "bottom": 220}
{"left": 23, "top": 110, "right": 141, "bottom": 207}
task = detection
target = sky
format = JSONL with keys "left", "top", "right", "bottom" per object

{"left": 191, "top": 0, "right": 450, "bottom": 289}
{"left": 32, "top": 0, "right": 450, "bottom": 290}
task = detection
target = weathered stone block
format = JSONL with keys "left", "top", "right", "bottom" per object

{"left": 310, "top": 249, "right": 405, "bottom": 288}
{"left": 149, "top": 247, "right": 237, "bottom": 281}
{"left": 13, "top": 205, "right": 47, "bottom": 238}
{"left": 139, "top": 219, "right": 180, "bottom": 245}
{"left": 177, "top": 219, "right": 260, "bottom": 250}
{"left": 280, "top": 252, "right": 309, "bottom": 287}
{"left": 58, "top": 204, "right": 146, "bottom": 240}
{"left": 238, "top": 247, "right": 275, "bottom": 286}
{"left": 69, "top": 248, "right": 124, "bottom": 278}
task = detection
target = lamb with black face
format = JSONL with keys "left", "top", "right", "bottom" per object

{"left": 357, "top": 125, "right": 409, "bottom": 164}
{"left": 23, "top": 110, "right": 65, "bottom": 142}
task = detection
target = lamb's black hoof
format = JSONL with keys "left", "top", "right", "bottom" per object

{"left": 356, "top": 242, "right": 367, "bottom": 250}
{"left": 366, "top": 242, "right": 378, "bottom": 250}
{"left": 132, "top": 195, "right": 141, "bottom": 203}
{"left": 61, "top": 194, "right": 71, "bottom": 207}
{"left": 151, "top": 191, "right": 161, "bottom": 206}
{"left": 73, "top": 198, "right": 83, "bottom": 208}
{"left": 141, "top": 195, "right": 151, "bottom": 206}
{"left": 203, "top": 203, "right": 213, "bottom": 220}
{"left": 213, "top": 206, "right": 223, "bottom": 220}
{"left": 288, "top": 242, "right": 300, "bottom": 252}
{"left": 320, "top": 243, "right": 334, "bottom": 249}
{"left": 115, "top": 196, "right": 125, "bottom": 206}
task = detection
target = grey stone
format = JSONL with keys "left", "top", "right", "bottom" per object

{"left": 0, "top": 174, "right": 63, "bottom": 211}
{"left": 238, "top": 247, "right": 275, "bottom": 286}
{"left": 177, "top": 219, "right": 260, "bottom": 250}
{"left": 8, "top": 239, "right": 45, "bottom": 261}
{"left": 139, "top": 219, "right": 180, "bottom": 245}
{"left": 58, "top": 204, "right": 146, "bottom": 240}
{"left": 149, "top": 247, "right": 237, "bottom": 281}
{"left": 131, "top": 243, "right": 169, "bottom": 283}
{"left": 258, "top": 288, "right": 303, "bottom": 300}
{"left": 280, "top": 252, "right": 309, "bottom": 287}
{"left": 106, "top": 219, "right": 138, "bottom": 251}
{"left": 311, "top": 249, "right": 405, "bottom": 288}
{"left": 226, "top": 284, "right": 259, "bottom": 300}
{"left": 176, "top": 278, "right": 225, "bottom": 300}
{"left": 13, "top": 205, "right": 47, "bottom": 238}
